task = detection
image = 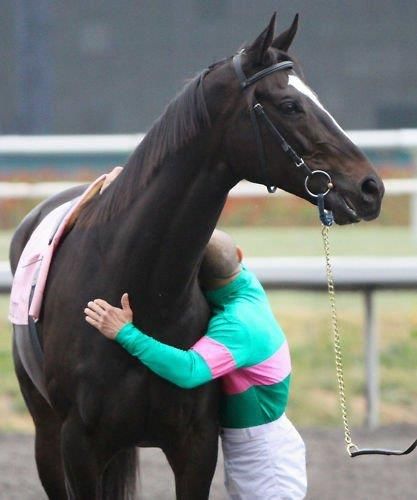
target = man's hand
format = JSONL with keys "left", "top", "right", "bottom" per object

{"left": 84, "top": 293, "right": 133, "bottom": 339}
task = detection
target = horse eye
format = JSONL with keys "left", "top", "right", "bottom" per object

{"left": 279, "top": 101, "right": 300, "bottom": 115}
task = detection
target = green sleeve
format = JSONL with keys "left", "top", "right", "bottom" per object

{"left": 115, "top": 323, "right": 213, "bottom": 389}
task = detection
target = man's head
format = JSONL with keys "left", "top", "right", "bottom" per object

{"left": 199, "top": 229, "right": 243, "bottom": 290}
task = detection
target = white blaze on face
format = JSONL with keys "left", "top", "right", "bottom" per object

{"left": 288, "top": 74, "right": 349, "bottom": 138}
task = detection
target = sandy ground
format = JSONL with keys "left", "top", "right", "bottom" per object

{"left": 1, "top": 425, "right": 417, "bottom": 499}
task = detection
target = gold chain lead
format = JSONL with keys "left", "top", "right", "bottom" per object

{"left": 321, "top": 225, "right": 358, "bottom": 456}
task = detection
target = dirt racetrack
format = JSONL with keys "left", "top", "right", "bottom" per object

{"left": 1, "top": 425, "right": 417, "bottom": 499}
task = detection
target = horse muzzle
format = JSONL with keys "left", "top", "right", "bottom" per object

{"left": 326, "top": 174, "right": 385, "bottom": 225}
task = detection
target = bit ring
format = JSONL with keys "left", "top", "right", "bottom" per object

{"left": 305, "top": 170, "right": 333, "bottom": 198}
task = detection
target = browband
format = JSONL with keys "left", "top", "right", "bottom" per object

{"left": 232, "top": 54, "right": 294, "bottom": 89}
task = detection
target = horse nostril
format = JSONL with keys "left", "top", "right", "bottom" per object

{"left": 361, "top": 177, "right": 380, "bottom": 198}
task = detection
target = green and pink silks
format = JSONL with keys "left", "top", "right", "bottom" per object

{"left": 116, "top": 267, "right": 291, "bottom": 429}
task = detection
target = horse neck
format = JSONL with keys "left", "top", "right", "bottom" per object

{"left": 109, "top": 135, "right": 237, "bottom": 311}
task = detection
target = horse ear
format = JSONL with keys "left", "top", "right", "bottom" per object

{"left": 272, "top": 13, "right": 299, "bottom": 52}
{"left": 246, "top": 13, "right": 276, "bottom": 65}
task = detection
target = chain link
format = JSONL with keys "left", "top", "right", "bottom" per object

{"left": 321, "top": 225, "right": 358, "bottom": 456}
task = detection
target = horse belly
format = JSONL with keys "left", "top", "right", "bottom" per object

{"left": 141, "top": 374, "right": 219, "bottom": 443}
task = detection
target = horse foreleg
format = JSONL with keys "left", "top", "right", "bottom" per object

{"left": 34, "top": 417, "right": 67, "bottom": 499}
{"left": 60, "top": 414, "right": 138, "bottom": 500}
{"left": 13, "top": 339, "right": 67, "bottom": 499}
{"left": 60, "top": 414, "right": 104, "bottom": 499}
{"left": 164, "top": 422, "right": 218, "bottom": 500}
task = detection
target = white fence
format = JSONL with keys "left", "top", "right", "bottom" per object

{"left": 0, "top": 128, "right": 416, "bottom": 153}
{"left": 0, "top": 130, "right": 416, "bottom": 238}
{"left": 1, "top": 178, "right": 416, "bottom": 199}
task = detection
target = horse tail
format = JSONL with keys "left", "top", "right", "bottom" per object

{"left": 99, "top": 447, "right": 139, "bottom": 500}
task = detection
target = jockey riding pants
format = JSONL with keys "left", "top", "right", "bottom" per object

{"left": 221, "top": 414, "right": 307, "bottom": 500}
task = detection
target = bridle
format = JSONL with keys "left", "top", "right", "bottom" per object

{"left": 233, "top": 51, "right": 417, "bottom": 459}
{"left": 232, "top": 51, "right": 333, "bottom": 227}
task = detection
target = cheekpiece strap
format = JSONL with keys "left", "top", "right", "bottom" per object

{"left": 231, "top": 52, "right": 296, "bottom": 194}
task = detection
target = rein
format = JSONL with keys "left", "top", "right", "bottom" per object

{"left": 232, "top": 51, "right": 417, "bottom": 458}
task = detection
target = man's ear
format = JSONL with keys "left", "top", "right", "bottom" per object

{"left": 236, "top": 246, "right": 243, "bottom": 263}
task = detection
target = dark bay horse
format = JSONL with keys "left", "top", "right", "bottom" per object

{"left": 10, "top": 14, "right": 384, "bottom": 499}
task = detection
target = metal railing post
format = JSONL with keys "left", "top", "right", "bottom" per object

{"left": 364, "top": 289, "right": 379, "bottom": 429}
{"left": 411, "top": 147, "right": 417, "bottom": 244}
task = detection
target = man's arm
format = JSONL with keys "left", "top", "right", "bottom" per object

{"left": 115, "top": 322, "right": 213, "bottom": 388}
{"left": 85, "top": 294, "right": 212, "bottom": 388}
{"left": 84, "top": 294, "right": 249, "bottom": 389}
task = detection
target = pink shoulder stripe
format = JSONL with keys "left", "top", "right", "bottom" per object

{"left": 222, "top": 341, "right": 291, "bottom": 395}
{"left": 192, "top": 336, "right": 236, "bottom": 379}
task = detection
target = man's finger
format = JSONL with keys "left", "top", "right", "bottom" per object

{"left": 85, "top": 316, "right": 99, "bottom": 327}
{"left": 94, "top": 298, "right": 111, "bottom": 309}
{"left": 84, "top": 308, "right": 100, "bottom": 321}
{"left": 87, "top": 300, "right": 106, "bottom": 313}
{"left": 121, "top": 293, "right": 130, "bottom": 310}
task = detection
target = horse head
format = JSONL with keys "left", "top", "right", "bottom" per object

{"left": 206, "top": 13, "right": 384, "bottom": 225}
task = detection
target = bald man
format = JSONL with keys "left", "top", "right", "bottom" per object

{"left": 85, "top": 230, "right": 307, "bottom": 500}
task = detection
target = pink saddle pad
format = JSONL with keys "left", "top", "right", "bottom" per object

{"left": 9, "top": 175, "right": 106, "bottom": 325}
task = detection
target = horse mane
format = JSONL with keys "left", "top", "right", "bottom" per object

{"left": 77, "top": 69, "right": 212, "bottom": 226}
{"left": 126, "top": 69, "right": 211, "bottom": 185}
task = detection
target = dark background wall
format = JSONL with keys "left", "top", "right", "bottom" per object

{"left": 1, "top": 1, "right": 417, "bottom": 134}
